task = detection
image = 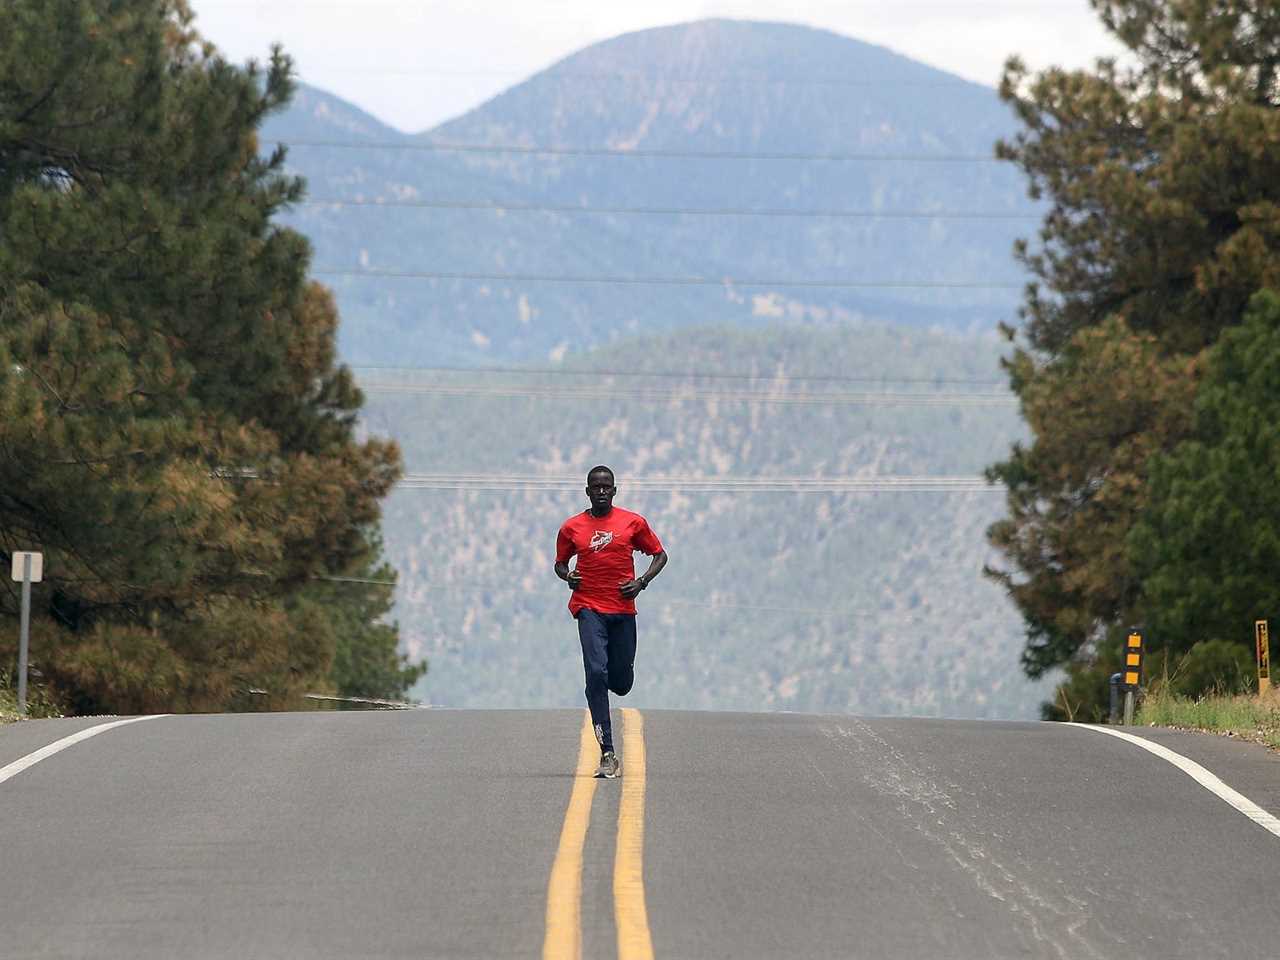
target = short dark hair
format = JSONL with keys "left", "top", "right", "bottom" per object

{"left": 586, "top": 465, "right": 615, "bottom": 485}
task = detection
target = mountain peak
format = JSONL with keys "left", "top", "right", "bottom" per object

{"left": 273, "top": 18, "right": 1031, "bottom": 366}
{"left": 428, "top": 18, "right": 1002, "bottom": 155}
{"left": 544, "top": 18, "right": 966, "bottom": 85}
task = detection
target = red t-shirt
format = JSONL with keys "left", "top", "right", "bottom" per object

{"left": 556, "top": 507, "right": 664, "bottom": 617}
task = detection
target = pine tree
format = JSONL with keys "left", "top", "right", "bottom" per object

{"left": 987, "top": 1, "right": 1280, "bottom": 710}
{"left": 0, "top": 0, "right": 405, "bottom": 712}
{"left": 985, "top": 317, "right": 1198, "bottom": 680}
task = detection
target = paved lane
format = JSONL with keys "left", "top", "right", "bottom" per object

{"left": 643, "top": 713, "right": 1280, "bottom": 960}
{"left": 1, "top": 711, "right": 572, "bottom": 959}
{"left": 1, "top": 709, "right": 1278, "bottom": 959}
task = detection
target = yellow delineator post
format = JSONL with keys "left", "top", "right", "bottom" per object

{"left": 1122, "top": 631, "right": 1143, "bottom": 725}
{"left": 1256, "top": 620, "right": 1271, "bottom": 695}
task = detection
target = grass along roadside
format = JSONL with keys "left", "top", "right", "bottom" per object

{"left": 1137, "top": 689, "right": 1280, "bottom": 749}
{"left": 1, "top": 686, "right": 21, "bottom": 724}
{"left": 0, "top": 678, "right": 62, "bottom": 724}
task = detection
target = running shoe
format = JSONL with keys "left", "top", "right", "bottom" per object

{"left": 595, "top": 751, "right": 621, "bottom": 779}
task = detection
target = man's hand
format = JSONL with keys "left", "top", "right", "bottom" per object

{"left": 618, "top": 578, "right": 646, "bottom": 600}
{"left": 556, "top": 560, "right": 582, "bottom": 590}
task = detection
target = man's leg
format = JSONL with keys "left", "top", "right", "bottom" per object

{"left": 605, "top": 614, "right": 637, "bottom": 697}
{"left": 577, "top": 609, "right": 614, "bottom": 753}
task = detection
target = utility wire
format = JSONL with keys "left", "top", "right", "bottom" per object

{"left": 230, "top": 469, "right": 994, "bottom": 492}
{"left": 394, "top": 473, "right": 997, "bottom": 492}
{"left": 317, "top": 585, "right": 963, "bottom": 625}
{"left": 301, "top": 197, "right": 1038, "bottom": 220}
{"left": 657, "top": 598, "right": 952, "bottom": 622}
{"left": 314, "top": 575, "right": 398, "bottom": 585}
{"left": 296, "top": 67, "right": 986, "bottom": 89}
{"left": 351, "top": 363, "right": 1008, "bottom": 387}
{"left": 220, "top": 0, "right": 1075, "bottom": 9}
{"left": 361, "top": 382, "right": 1014, "bottom": 405}
{"left": 315, "top": 267, "right": 1022, "bottom": 290}
{"left": 311, "top": 580, "right": 973, "bottom": 625}
{"left": 276, "top": 139, "right": 1001, "bottom": 162}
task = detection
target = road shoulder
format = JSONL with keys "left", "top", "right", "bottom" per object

{"left": 1107, "top": 724, "right": 1280, "bottom": 818}
{"left": 0, "top": 716, "right": 136, "bottom": 773}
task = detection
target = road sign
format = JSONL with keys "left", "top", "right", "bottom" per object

{"left": 1256, "top": 620, "right": 1271, "bottom": 695}
{"left": 12, "top": 551, "right": 42, "bottom": 716}
{"left": 10, "top": 551, "right": 42, "bottom": 582}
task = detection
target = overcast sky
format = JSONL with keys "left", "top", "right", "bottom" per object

{"left": 189, "top": 1, "right": 1126, "bottom": 133}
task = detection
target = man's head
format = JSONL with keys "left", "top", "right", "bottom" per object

{"left": 585, "top": 465, "right": 617, "bottom": 513}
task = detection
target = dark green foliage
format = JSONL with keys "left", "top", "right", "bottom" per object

{"left": 1131, "top": 291, "right": 1280, "bottom": 666}
{"left": 1167, "top": 640, "right": 1256, "bottom": 698}
{"left": 1038, "top": 646, "right": 1122, "bottom": 723}
{"left": 0, "top": 0, "right": 406, "bottom": 712}
{"left": 289, "top": 539, "right": 426, "bottom": 704}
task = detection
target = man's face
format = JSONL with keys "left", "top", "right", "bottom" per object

{"left": 586, "top": 472, "right": 616, "bottom": 511}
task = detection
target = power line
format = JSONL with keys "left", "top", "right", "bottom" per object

{"left": 229, "top": 469, "right": 998, "bottom": 493}
{"left": 301, "top": 197, "right": 1038, "bottom": 220}
{"left": 351, "top": 363, "right": 1008, "bottom": 388}
{"left": 361, "top": 382, "right": 1014, "bottom": 405}
{"left": 215, "top": 0, "right": 1086, "bottom": 7}
{"left": 226, "top": 468, "right": 996, "bottom": 491}
{"left": 316, "top": 267, "right": 1022, "bottom": 290}
{"left": 657, "top": 598, "right": 952, "bottom": 622}
{"left": 297, "top": 67, "right": 986, "bottom": 90}
{"left": 314, "top": 575, "right": 397, "bottom": 585}
{"left": 316, "top": 580, "right": 980, "bottom": 625}
{"left": 276, "top": 139, "right": 1001, "bottom": 162}
{"left": 394, "top": 473, "right": 997, "bottom": 493}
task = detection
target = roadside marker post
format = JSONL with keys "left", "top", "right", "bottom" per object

{"left": 10, "top": 552, "right": 43, "bottom": 716}
{"left": 1121, "top": 630, "right": 1144, "bottom": 725}
{"left": 1256, "top": 620, "right": 1271, "bottom": 695}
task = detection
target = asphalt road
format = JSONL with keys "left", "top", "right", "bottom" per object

{"left": 2, "top": 708, "right": 1278, "bottom": 960}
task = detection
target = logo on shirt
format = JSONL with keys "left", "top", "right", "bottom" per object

{"left": 589, "top": 530, "right": 614, "bottom": 552}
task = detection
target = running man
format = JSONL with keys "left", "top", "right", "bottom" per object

{"left": 555, "top": 466, "right": 667, "bottom": 779}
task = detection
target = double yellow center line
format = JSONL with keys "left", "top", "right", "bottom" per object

{"left": 544, "top": 708, "right": 653, "bottom": 960}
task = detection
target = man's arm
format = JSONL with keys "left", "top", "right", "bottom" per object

{"left": 619, "top": 550, "right": 667, "bottom": 600}
{"left": 555, "top": 525, "right": 581, "bottom": 590}
{"left": 554, "top": 560, "right": 582, "bottom": 591}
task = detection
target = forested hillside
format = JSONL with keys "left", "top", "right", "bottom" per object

{"left": 364, "top": 323, "right": 1058, "bottom": 718}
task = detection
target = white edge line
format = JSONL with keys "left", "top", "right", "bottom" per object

{"left": 0, "top": 715, "right": 168, "bottom": 787}
{"left": 1069, "top": 723, "right": 1280, "bottom": 839}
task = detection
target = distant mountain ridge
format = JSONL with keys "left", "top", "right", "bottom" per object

{"left": 264, "top": 19, "right": 1037, "bottom": 367}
